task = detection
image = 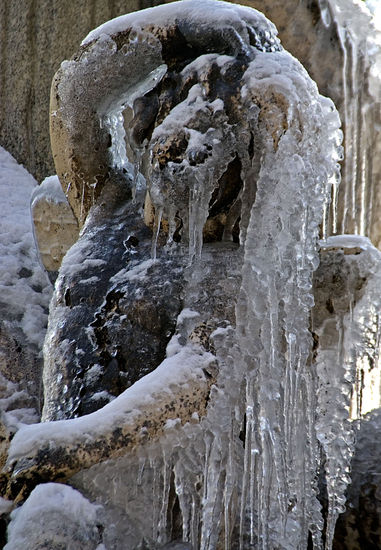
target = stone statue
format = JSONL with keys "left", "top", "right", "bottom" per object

{"left": 1, "top": 2, "right": 381, "bottom": 549}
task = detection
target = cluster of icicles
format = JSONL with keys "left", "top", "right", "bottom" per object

{"left": 94, "top": 4, "right": 380, "bottom": 549}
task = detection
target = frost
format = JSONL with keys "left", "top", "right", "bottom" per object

{"left": 5, "top": 483, "right": 102, "bottom": 550}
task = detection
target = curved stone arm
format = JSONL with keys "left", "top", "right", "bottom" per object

{"left": 49, "top": 0, "right": 280, "bottom": 225}
{"left": 3, "top": 347, "right": 217, "bottom": 502}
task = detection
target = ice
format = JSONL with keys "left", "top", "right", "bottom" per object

{"left": 320, "top": 0, "right": 381, "bottom": 240}
{"left": 233, "top": 49, "right": 341, "bottom": 549}
{"left": 82, "top": 0, "right": 280, "bottom": 52}
{"left": 6, "top": 2, "right": 376, "bottom": 549}
{"left": 5, "top": 483, "right": 103, "bottom": 550}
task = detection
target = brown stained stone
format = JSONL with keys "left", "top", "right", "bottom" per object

{"left": 5, "top": 358, "right": 217, "bottom": 503}
{"left": 30, "top": 178, "right": 79, "bottom": 276}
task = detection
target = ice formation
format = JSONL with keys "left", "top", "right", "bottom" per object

{"left": 5, "top": 1, "right": 381, "bottom": 550}
{"left": 313, "top": 235, "right": 381, "bottom": 549}
{"left": 318, "top": 0, "right": 381, "bottom": 242}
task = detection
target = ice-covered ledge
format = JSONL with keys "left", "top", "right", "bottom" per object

{"left": 4, "top": 344, "right": 217, "bottom": 501}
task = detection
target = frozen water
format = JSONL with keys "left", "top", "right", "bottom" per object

{"left": 313, "top": 235, "right": 381, "bottom": 549}
{"left": 319, "top": 0, "right": 381, "bottom": 240}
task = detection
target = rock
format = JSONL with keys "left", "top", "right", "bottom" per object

{"left": 0, "top": 373, "right": 39, "bottom": 474}
{"left": 49, "top": 0, "right": 281, "bottom": 226}
{"left": 30, "top": 175, "right": 79, "bottom": 282}
{"left": 40, "top": 177, "right": 185, "bottom": 420}
{"left": 4, "top": 483, "right": 104, "bottom": 550}
{"left": 333, "top": 409, "right": 381, "bottom": 550}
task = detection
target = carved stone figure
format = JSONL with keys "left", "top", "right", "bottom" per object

{"left": 1, "top": 2, "right": 381, "bottom": 550}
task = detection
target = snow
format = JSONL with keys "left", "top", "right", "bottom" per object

{"left": 0, "top": 147, "right": 52, "bottom": 347}
{"left": 110, "top": 259, "right": 156, "bottom": 284}
{"left": 30, "top": 174, "right": 66, "bottom": 205}
{"left": 367, "top": 0, "right": 381, "bottom": 30}
{"left": 320, "top": 234, "right": 375, "bottom": 252}
{"left": 7, "top": 343, "right": 216, "bottom": 462}
{"left": 5, "top": 483, "right": 102, "bottom": 550}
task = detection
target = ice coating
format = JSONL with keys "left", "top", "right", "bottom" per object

{"left": 318, "top": 0, "right": 381, "bottom": 242}
{"left": 82, "top": 0, "right": 280, "bottom": 52}
{"left": 13, "top": 1, "right": 362, "bottom": 549}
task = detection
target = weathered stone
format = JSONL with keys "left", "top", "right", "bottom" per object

{"left": 5, "top": 346, "right": 218, "bottom": 501}
{"left": 0, "top": 374, "right": 38, "bottom": 473}
{"left": 0, "top": 0, "right": 145, "bottom": 182}
{"left": 49, "top": 0, "right": 281, "bottom": 226}
{"left": 31, "top": 175, "right": 79, "bottom": 281}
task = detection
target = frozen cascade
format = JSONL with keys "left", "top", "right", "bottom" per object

{"left": 70, "top": 28, "right": 342, "bottom": 550}
{"left": 318, "top": 0, "right": 381, "bottom": 240}
{"left": 234, "top": 63, "right": 341, "bottom": 547}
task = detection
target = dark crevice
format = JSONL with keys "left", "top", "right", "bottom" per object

{"left": 168, "top": 471, "right": 183, "bottom": 541}
{"left": 203, "top": 155, "right": 243, "bottom": 243}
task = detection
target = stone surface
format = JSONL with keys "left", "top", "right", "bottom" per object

{"left": 333, "top": 409, "right": 381, "bottom": 550}
{"left": 41, "top": 176, "right": 241, "bottom": 421}
{"left": 30, "top": 175, "right": 79, "bottom": 281}
{"left": 0, "top": 0, "right": 155, "bottom": 183}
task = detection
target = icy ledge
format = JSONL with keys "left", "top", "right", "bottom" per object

{"left": 5, "top": 344, "right": 217, "bottom": 494}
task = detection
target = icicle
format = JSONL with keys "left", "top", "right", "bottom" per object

{"left": 151, "top": 207, "right": 163, "bottom": 260}
{"left": 157, "top": 449, "right": 172, "bottom": 545}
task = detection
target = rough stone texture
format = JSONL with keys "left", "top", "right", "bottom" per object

{"left": 49, "top": 0, "right": 280, "bottom": 226}
{"left": 41, "top": 177, "right": 242, "bottom": 421}
{"left": 333, "top": 409, "right": 381, "bottom": 550}
{"left": 0, "top": 374, "right": 39, "bottom": 473}
{"left": 41, "top": 178, "right": 185, "bottom": 420}
{"left": 4, "top": 350, "right": 217, "bottom": 503}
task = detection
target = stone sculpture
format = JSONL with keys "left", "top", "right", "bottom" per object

{"left": 1, "top": 1, "right": 381, "bottom": 550}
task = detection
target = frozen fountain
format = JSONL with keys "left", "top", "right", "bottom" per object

{"left": 2, "top": 1, "right": 381, "bottom": 550}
